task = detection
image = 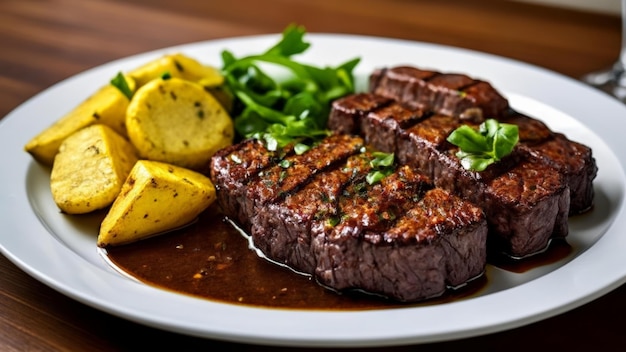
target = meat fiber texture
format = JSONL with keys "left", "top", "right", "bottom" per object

{"left": 210, "top": 134, "right": 488, "bottom": 302}
{"left": 328, "top": 66, "right": 597, "bottom": 258}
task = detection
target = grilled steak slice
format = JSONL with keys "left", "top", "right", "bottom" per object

{"left": 370, "top": 66, "right": 510, "bottom": 121}
{"left": 504, "top": 112, "right": 597, "bottom": 214}
{"left": 312, "top": 165, "right": 487, "bottom": 301}
{"left": 210, "top": 136, "right": 488, "bottom": 302}
{"left": 329, "top": 93, "right": 570, "bottom": 258}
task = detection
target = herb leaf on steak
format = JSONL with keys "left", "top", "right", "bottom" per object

{"left": 366, "top": 151, "right": 395, "bottom": 185}
{"left": 447, "top": 119, "right": 519, "bottom": 171}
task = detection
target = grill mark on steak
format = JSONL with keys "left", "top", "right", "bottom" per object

{"left": 330, "top": 93, "right": 572, "bottom": 258}
{"left": 221, "top": 134, "right": 364, "bottom": 238}
{"left": 244, "top": 134, "right": 364, "bottom": 213}
{"left": 331, "top": 165, "right": 433, "bottom": 244}
{"left": 210, "top": 136, "right": 488, "bottom": 302}
{"left": 209, "top": 135, "right": 365, "bottom": 231}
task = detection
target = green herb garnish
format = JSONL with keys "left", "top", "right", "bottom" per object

{"left": 294, "top": 143, "right": 310, "bottom": 155}
{"left": 221, "top": 24, "right": 360, "bottom": 151}
{"left": 110, "top": 72, "right": 133, "bottom": 99}
{"left": 366, "top": 152, "right": 395, "bottom": 185}
{"left": 446, "top": 119, "right": 519, "bottom": 172}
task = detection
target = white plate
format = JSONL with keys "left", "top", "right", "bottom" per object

{"left": 1, "top": 34, "right": 626, "bottom": 348}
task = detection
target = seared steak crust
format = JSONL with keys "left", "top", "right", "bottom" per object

{"left": 329, "top": 93, "right": 576, "bottom": 258}
{"left": 210, "top": 136, "right": 488, "bottom": 302}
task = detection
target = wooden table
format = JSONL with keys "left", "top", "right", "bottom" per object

{"left": 1, "top": 0, "right": 624, "bottom": 350}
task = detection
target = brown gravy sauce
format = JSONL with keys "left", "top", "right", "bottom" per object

{"left": 104, "top": 204, "right": 569, "bottom": 310}
{"left": 489, "top": 238, "right": 572, "bottom": 274}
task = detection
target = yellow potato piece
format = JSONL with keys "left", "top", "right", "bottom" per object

{"left": 24, "top": 75, "right": 136, "bottom": 166}
{"left": 97, "top": 160, "right": 216, "bottom": 247}
{"left": 126, "top": 77, "right": 234, "bottom": 172}
{"left": 128, "top": 53, "right": 224, "bottom": 88}
{"left": 50, "top": 124, "right": 138, "bottom": 214}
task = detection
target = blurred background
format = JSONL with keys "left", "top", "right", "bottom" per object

{"left": 517, "top": 0, "right": 619, "bottom": 15}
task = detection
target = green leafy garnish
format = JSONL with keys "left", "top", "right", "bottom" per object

{"left": 446, "top": 119, "right": 519, "bottom": 172}
{"left": 366, "top": 152, "right": 395, "bottom": 185}
{"left": 294, "top": 143, "right": 310, "bottom": 155}
{"left": 221, "top": 24, "right": 360, "bottom": 151}
{"left": 110, "top": 72, "right": 133, "bottom": 99}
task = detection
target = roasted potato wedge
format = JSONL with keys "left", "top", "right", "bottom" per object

{"left": 97, "top": 160, "right": 216, "bottom": 247}
{"left": 128, "top": 53, "right": 224, "bottom": 88}
{"left": 126, "top": 77, "right": 234, "bottom": 172}
{"left": 50, "top": 124, "right": 138, "bottom": 214}
{"left": 24, "top": 75, "right": 136, "bottom": 166}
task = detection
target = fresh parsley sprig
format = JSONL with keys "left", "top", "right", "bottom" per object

{"left": 221, "top": 24, "right": 360, "bottom": 152}
{"left": 446, "top": 119, "right": 519, "bottom": 172}
{"left": 366, "top": 152, "right": 395, "bottom": 185}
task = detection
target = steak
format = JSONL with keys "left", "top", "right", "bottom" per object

{"left": 329, "top": 93, "right": 572, "bottom": 258}
{"left": 210, "top": 135, "right": 488, "bottom": 302}
{"left": 368, "top": 66, "right": 597, "bottom": 215}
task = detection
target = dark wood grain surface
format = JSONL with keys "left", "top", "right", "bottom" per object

{"left": 1, "top": 0, "right": 624, "bottom": 350}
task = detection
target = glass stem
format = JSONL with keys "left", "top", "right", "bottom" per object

{"left": 617, "top": 0, "right": 626, "bottom": 72}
